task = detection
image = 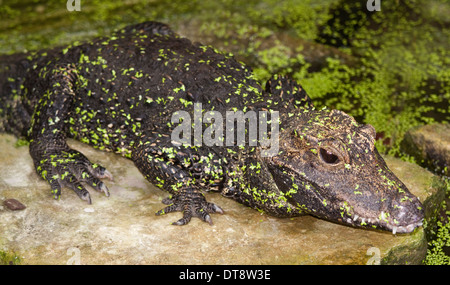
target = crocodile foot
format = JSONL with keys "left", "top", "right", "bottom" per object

{"left": 155, "top": 189, "right": 224, "bottom": 225}
{"left": 33, "top": 148, "right": 113, "bottom": 203}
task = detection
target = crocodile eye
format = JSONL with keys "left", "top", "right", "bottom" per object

{"left": 319, "top": 148, "right": 340, "bottom": 164}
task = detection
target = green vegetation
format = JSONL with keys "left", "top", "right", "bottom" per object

{"left": 0, "top": 0, "right": 448, "bottom": 264}
{"left": 424, "top": 178, "right": 450, "bottom": 265}
{"left": 0, "top": 249, "right": 22, "bottom": 265}
{"left": 425, "top": 219, "right": 450, "bottom": 265}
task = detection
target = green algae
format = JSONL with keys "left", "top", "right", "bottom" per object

{"left": 424, "top": 178, "right": 450, "bottom": 265}
{"left": 0, "top": 249, "right": 22, "bottom": 265}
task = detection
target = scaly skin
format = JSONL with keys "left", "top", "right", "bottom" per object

{"left": 0, "top": 22, "right": 423, "bottom": 233}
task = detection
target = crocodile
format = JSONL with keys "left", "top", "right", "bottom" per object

{"left": 0, "top": 21, "right": 424, "bottom": 234}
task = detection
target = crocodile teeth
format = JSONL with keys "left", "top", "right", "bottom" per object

{"left": 406, "top": 224, "right": 416, "bottom": 232}
{"left": 380, "top": 211, "right": 386, "bottom": 221}
{"left": 390, "top": 220, "right": 423, "bottom": 234}
{"left": 348, "top": 212, "right": 423, "bottom": 234}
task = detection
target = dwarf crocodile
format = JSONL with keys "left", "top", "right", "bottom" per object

{"left": 0, "top": 21, "right": 424, "bottom": 233}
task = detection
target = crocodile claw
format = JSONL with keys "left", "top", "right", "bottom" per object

{"left": 33, "top": 147, "right": 113, "bottom": 203}
{"left": 98, "top": 181, "right": 111, "bottom": 197}
{"left": 156, "top": 190, "right": 224, "bottom": 225}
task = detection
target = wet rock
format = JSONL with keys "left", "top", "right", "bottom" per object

{"left": 401, "top": 123, "right": 450, "bottom": 176}
{"left": 0, "top": 134, "right": 445, "bottom": 264}
{"left": 3, "top": 198, "right": 26, "bottom": 211}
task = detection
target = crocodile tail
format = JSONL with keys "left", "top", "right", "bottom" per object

{"left": 0, "top": 52, "right": 31, "bottom": 137}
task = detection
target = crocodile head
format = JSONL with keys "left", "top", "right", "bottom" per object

{"left": 266, "top": 107, "right": 424, "bottom": 234}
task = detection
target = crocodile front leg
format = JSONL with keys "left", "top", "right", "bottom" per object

{"left": 28, "top": 64, "right": 113, "bottom": 203}
{"left": 132, "top": 132, "right": 224, "bottom": 225}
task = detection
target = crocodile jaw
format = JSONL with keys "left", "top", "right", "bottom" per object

{"left": 336, "top": 188, "right": 424, "bottom": 234}
{"left": 345, "top": 209, "right": 424, "bottom": 234}
{"left": 331, "top": 150, "right": 425, "bottom": 234}
{"left": 269, "top": 148, "right": 425, "bottom": 234}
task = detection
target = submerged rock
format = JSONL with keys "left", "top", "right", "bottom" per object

{"left": 0, "top": 134, "right": 445, "bottom": 264}
{"left": 402, "top": 123, "right": 450, "bottom": 176}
